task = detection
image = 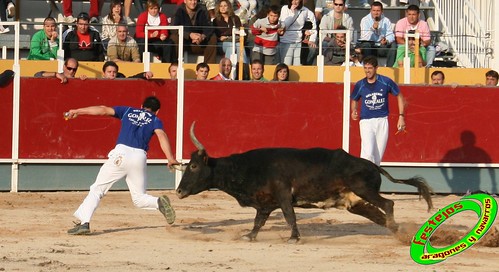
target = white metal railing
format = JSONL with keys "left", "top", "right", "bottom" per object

{"left": 430, "top": 0, "right": 495, "bottom": 68}
{"left": 317, "top": 29, "right": 352, "bottom": 153}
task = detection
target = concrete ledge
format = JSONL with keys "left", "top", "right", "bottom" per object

{"left": 0, "top": 34, "right": 31, "bottom": 49}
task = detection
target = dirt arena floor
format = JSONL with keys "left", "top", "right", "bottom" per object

{"left": 0, "top": 191, "right": 497, "bottom": 272}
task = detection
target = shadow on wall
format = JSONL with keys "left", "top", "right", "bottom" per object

{"left": 440, "top": 130, "right": 497, "bottom": 194}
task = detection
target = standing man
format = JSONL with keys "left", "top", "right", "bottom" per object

{"left": 394, "top": 4, "right": 434, "bottom": 67}
{"left": 27, "top": 17, "right": 59, "bottom": 60}
{"left": 63, "top": 12, "right": 105, "bottom": 61}
{"left": 210, "top": 58, "right": 232, "bottom": 80}
{"left": 351, "top": 56, "right": 406, "bottom": 166}
{"left": 172, "top": 0, "right": 218, "bottom": 64}
{"left": 358, "top": 1, "right": 397, "bottom": 67}
{"left": 65, "top": 96, "right": 179, "bottom": 235}
{"left": 250, "top": 59, "right": 267, "bottom": 81}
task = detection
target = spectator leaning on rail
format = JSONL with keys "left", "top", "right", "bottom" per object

{"left": 27, "top": 17, "right": 59, "bottom": 60}
{"left": 135, "top": 0, "right": 176, "bottom": 63}
{"left": 34, "top": 58, "right": 88, "bottom": 83}
{"left": 172, "top": 0, "right": 218, "bottom": 64}
{"left": 107, "top": 25, "right": 141, "bottom": 63}
{"left": 324, "top": 26, "right": 362, "bottom": 66}
{"left": 485, "top": 70, "right": 499, "bottom": 86}
{"left": 394, "top": 4, "right": 435, "bottom": 68}
{"left": 63, "top": 12, "right": 105, "bottom": 61}
{"left": 251, "top": 5, "right": 284, "bottom": 65}
{"left": 101, "top": 61, "right": 153, "bottom": 79}
{"left": 278, "top": 0, "right": 317, "bottom": 66}
{"left": 357, "top": 1, "right": 397, "bottom": 67}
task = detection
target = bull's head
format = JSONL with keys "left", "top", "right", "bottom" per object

{"left": 176, "top": 122, "right": 213, "bottom": 199}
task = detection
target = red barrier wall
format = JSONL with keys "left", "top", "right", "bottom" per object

{"left": 2, "top": 78, "right": 498, "bottom": 164}
{"left": 0, "top": 81, "right": 13, "bottom": 158}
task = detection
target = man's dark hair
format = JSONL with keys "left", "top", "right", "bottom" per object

{"left": 407, "top": 4, "right": 420, "bottom": 13}
{"left": 102, "top": 61, "right": 119, "bottom": 73}
{"left": 143, "top": 96, "right": 161, "bottom": 112}
{"left": 269, "top": 5, "right": 281, "bottom": 16}
{"left": 363, "top": 55, "right": 378, "bottom": 67}
{"left": 196, "top": 62, "right": 210, "bottom": 72}
{"left": 431, "top": 70, "right": 445, "bottom": 80}
{"left": 77, "top": 12, "right": 90, "bottom": 22}
{"left": 485, "top": 70, "right": 499, "bottom": 80}
{"left": 251, "top": 59, "right": 264, "bottom": 72}
{"left": 371, "top": 1, "right": 383, "bottom": 10}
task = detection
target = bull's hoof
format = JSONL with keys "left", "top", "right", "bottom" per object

{"left": 287, "top": 237, "right": 300, "bottom": 244}
{"left": 387, "top": 222, "right": 399, "bottom": 233}
{"left": 241, "top": 234, "right": 256, "bottom": 242}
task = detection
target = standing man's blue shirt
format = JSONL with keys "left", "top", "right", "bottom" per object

{"left": 351, "top": 74, "right": 400, "bottom": 120}
{"left": 113, "top": 106, "right": 164, "bottom": 151}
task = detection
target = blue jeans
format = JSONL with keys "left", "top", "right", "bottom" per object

{"left": 278, "top": 42, "right": 302, "bottom": 66}
{"left": 220, "top": 41, "right": 249, "bottom": 64}
{"left": 426, "top": 45, "right": 436, "bottom": 67}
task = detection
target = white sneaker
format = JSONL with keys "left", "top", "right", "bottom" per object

{"left": 124, "top": 16, "right": 135, "bottom": 25}
{"left": 7, "top": 2, "right": 15, "bottom": 18}
{"left": 0, "top": 27, "right": 10, "bottom": 34}
{"left": 361, "top": 3, "right": 371, "bottom": 8}
{"left": 59, "top": 14, "right": 76, "bottom": 24}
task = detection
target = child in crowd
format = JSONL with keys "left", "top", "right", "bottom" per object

{"left": 251, "top": 5, "right": 284, "bottom": 65}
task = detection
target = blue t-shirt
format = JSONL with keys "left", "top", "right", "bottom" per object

{"left": 113, "top": 106, "right": 164, "bottom": 151}
{"left": 351, "top": 74, "right": 400, "bottom": 120}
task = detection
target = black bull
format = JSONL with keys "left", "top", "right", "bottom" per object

{"left": 176, "top": 124, "right": 434, "bottom": 243}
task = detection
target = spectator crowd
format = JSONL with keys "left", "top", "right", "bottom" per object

{"left": 5, "top": 0, "right": 497, "bottom": 83}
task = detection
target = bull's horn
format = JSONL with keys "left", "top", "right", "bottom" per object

{"left": 171, "top": 163, "right": 187, "bottom": 172}
{"left": 190, "top": 121, "right": 205, "bottom": 151}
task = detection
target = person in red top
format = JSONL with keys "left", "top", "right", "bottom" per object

{"left": 135, "top": 0, "right": 175, "bottom": 63}
{"left": 210, "top": 58, "right": 232, "bottom": 80}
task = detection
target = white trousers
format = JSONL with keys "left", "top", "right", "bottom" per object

{"left": 359, "top": 117, "right": 389, "bottom": 166}
{"left": 73, "top": 144, "right": 159, "bottom": 223}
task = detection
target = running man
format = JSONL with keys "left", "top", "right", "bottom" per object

{"left": 351, "top": 56, "right": 406, "bottom": 166}
{"left": 65, "top": 96, "right": 179, "bottom": 235}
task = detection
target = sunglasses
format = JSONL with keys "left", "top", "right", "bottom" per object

{"left": 334, "top": 3, "right": 344, "bottom": 6}
{"left": 66, "top": 66, "right": 78, "bottom": 72}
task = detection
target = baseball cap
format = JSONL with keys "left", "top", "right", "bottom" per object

{"left": 77, "top": 12, "right": 90, "bottom": 21}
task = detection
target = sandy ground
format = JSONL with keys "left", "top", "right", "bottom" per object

{"left": 0, "top": 191, "right": 498, "bottom": 272}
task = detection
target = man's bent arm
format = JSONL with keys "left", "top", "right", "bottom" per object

{"left": 67, "top": 106, "right": 115, "bottom": 119}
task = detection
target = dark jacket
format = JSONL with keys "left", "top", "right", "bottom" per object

{"left": 173, "top": 3, "right": 214, "bottom": 40}
{"left": 63, "top": 29, "right": 105, "bottom": 61}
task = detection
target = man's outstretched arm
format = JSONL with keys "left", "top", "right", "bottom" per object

{"left": 65, "top": 106, "right": 115, "bottom": 119}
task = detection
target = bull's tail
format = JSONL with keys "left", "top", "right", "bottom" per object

{"left": 377, "top": 166, "right": 434, "bottom": 212}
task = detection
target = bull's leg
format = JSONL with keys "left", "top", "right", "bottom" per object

{"left": 280, "top": 203, "right": 300, "bottom": 244}
{"left": 242, "top": 209, "right": 271, "bottom": 242}
{"left": 347, "top": 199, "right": 397, "bottom": 232}
{"left": 353, "top": 192, "right": 398, "bottom": 232}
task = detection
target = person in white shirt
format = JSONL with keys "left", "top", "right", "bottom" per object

{"left": 278, "top": 0, "right": 317, "bottom": 66}
{"left": 358, "top": 1, "right": 397, "bottom": 67}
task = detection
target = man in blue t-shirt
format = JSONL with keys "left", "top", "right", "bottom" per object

{"left": 351, "top": 56, "right": 406, "bottom": 166}
{"left": 64, "top": 96, "right": 179, "bottom": 235}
